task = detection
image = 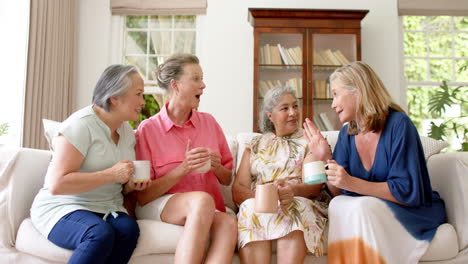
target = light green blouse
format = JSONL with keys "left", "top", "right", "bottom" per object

{"left": 31, "top": 105, "right": 135, "bottom": 237}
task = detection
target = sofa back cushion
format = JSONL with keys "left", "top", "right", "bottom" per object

{"left": 219, "top": 135, "right": 238, "bottom": 212}
{"left": 0, "top": 148, "right": 51, "bottom": 248}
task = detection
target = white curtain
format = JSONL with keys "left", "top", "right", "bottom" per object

{"left": 22, "top": 0, "right": 76, "bottom": 149}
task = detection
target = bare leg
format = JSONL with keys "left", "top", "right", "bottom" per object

{"left": 204, "top": 212, "right": 237, "bottom": 264}
{"left": 239, "top": 240, "right": 272, "bottom": 264}
{"left": 276, "top": 230, "right": 307, "bottom": 264}
{"left": 160, "top": 191, "right": 215, "bottom": 264}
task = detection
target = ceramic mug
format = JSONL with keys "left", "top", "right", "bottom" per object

{"left": 132, "top": 160, "right": 151, "bottom": 183}
{"left": 303, "top": 160, "right": 327, "bottom": 185}
{"left": 254, "top": 183, "right": 279, "bottom": 213}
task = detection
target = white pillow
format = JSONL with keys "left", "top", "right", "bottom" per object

{"left": 42, "top": 119, "right": 61, "bottom": 150}
{"left": 420, "top": 136, "right": 449, "bottom": 161}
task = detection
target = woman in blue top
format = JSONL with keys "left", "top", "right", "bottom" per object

{"left": 31, "top": 65, "right": 151, "bottom": 264}
{"left": 303, "top": 61, "right": 446, "bottom": 264}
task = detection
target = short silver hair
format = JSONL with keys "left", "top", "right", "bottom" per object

{"left": 92, "top": 64, "right": 139, "bottom": 112}
{"left": 259, "top": 86, "right": 296, "bottom": 133}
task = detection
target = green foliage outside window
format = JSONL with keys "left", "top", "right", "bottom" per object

{"left": 128, "top": 94, "right": 160, "bottom": 129}
{"left": 404, "top": 16, "right": 468, "bottom": 151}
{"left": 0, "top": 122, "right": 9, "bottom": 137}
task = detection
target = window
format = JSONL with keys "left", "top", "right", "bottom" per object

{"left": 123, "top": 15, "right": 197, "bottom": 127}
{"left": 403, "top": 16, "right": 468, "bottom": 151}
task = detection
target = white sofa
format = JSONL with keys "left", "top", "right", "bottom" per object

{"left": 0, "top": 131, "right": 467, "bottom": 264}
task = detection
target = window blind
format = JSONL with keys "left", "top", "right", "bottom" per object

{"left": 111, "top": 0, "right": 207, "bottom": 15}
{"left": 398, "top": 0, "right": 468, "bottom": 16}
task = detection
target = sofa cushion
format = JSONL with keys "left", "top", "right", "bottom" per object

{"left": 16, "top": 218, "right": 72, "bottom": 262}
{"left": 428, "top": 152, "right": 468, "bottom": 251}
{"left": 17, "top": 207, "right": 237, "bottom": 261}
{"left": 0, "top": 148, "right": 51, "bottom": 250}
{"left": 219, "top": 135, "right": 238, "bottom": 212}
{"left": 16, "top": 218, "right": 183, "bottom": 261}
{"left": 421, "top": 223, "right": 458, "bottom": 261}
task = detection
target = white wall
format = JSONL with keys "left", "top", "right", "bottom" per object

{"left": 0, "top": 0, "right": 29, "bottom": 145}
{"left": 75, "top": 0, "right": 402, "bottom": 136}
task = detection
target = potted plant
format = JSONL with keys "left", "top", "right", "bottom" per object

{"left": 427, "top": 81, "right": 467, "bottom": 151}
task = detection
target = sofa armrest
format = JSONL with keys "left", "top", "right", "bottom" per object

{"left": 0, "top": 147, "right": 51, "bottom": 249}
{"left": 427, "top": 152, "right": 468, "bottom": 251}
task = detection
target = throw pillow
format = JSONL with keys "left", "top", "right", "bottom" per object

{"left": 42, "top": 119, "right": 61, "bottom": 150}
{"left": 420, "top": 136, "right": 449, "bottom": 161}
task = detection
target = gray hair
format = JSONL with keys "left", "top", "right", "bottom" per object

{"left": 156, "top": 53, "right": 199, "bottom": 92}
{"left": 92, "top": 64, "right": 139, "bottom": 112}
{"left": 259, "top": 86, "right": 296, "bottom": 133}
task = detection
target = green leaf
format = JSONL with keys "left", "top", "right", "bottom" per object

{"left": 0, "top": 122, "right": 9, "bottom": 136}
{"left": 428, "top": 81, "right": 455, "bottom": 116}
{"left": 461, "top": 142, "right": 468, "bottom": 152}
{"left": 428, "top": 121, "right": 446, "bottom": 140}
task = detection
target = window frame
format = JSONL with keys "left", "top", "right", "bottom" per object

{"left": 121, "top": 15, "right": 197, "bottom": 94}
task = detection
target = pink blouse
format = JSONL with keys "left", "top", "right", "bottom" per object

{"left": 135, "top": 103, "right": 233, "bottom": 212}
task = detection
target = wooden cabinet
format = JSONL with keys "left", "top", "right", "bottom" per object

{"left": 248, "top": 8, "right": 368, "bottom": 132}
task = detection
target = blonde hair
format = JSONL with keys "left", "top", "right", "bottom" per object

{"left": 329, "top": 61, "right": 404, "bottom": 134}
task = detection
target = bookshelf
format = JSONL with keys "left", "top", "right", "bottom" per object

{"left": 248, "top": 8, "right": 368, "bottom": 131}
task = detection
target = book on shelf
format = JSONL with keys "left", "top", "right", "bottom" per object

{"left": 277, "top": 44, "right": 289, "bottom": 65}
{"left": 314, "top": 80, "right": 329, "bottom": 98}
{"left": 285, "top": 47, "right": 296, "bottom": 64}
{"left": 263, "top": 44, "right": 271, "bottom": 64}
{"left": 314, "top": 49, "right": 350, "bottom": 66}
{"left": 319, "top": 112, "right": 334, "bottom": 131}
{"left": 259, "top": 78, "right": 302, "bottom": 98}
{"left": 293, "top": 46, "right": 302, "bottom": 64}
{"left": 324, "top": 49, "right": 341, "bottom": 66}
{"left": 269, "top": 45, "right": 282, "bottom": 64}
{"left": 333, "top": 50, "right": 350, "bottom": 65}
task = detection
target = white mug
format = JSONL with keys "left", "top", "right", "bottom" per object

{"left": 132, "top": 160, "right": 151, "bottom": 183}
{"left": 303, "top": 161, "right": 327, "bottom": 185}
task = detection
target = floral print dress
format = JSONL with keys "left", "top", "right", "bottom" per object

{"left": 237, "top": 129, "right": 330, "bottom": 256}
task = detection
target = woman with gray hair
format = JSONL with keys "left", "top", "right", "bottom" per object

{"left": 30, "top": 64, "right": 151, "bottom": 264}
{"left": 232, "top": 86, "right": 330, "bottom": 264}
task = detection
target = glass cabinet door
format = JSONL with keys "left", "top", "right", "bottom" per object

{"left": 311, "top": 33, "right": 357, "bottom": 131}
{"left": 256, "top": 32, "right": 304, "bottom": 130}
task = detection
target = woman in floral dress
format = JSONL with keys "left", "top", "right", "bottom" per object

{"left": 232, "top": 86, "right": 330, "bottom": 264}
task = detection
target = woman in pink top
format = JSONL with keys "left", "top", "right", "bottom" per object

{"left": 134, "top": 54, "right": 237, "bottom": 264}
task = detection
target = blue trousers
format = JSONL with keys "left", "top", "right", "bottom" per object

{"left": 48, "top": 210, "right": 139, "bottom": 264}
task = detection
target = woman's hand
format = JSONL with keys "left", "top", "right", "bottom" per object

{"left": 210, "top": 152, "right": 222, "bottom": 171}
{"left": 180, "top": 140, "right": 210, "bottom": 174}
{"left": 275, "top": 179, "right": 294, "bottom": 209}
{"left": 326, "top": 160, "right": 353, "bottom": 190}
{"left": 303, "top": 118, "right": 332, "bottom": 161}
{"left": 123, "top": 179, "right": 152, "bottom": 195}
{"left": 108, "top": 160, "right": 134, "bottom": 184}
